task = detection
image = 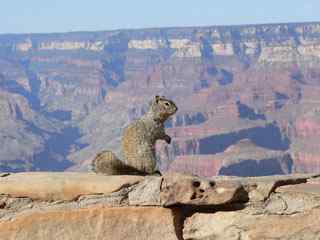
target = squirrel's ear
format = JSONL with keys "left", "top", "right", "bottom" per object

{"left": 155, "top": 95, "right": 160, "bottom": 103}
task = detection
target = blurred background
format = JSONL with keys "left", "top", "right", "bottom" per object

{"left": 0, "top": 0, "right": 320, "bottom": 176}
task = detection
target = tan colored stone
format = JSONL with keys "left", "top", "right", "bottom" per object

{"left": 265, "top": 191, "right": 320, "bottom": 215}
{"left": 262, "top": 181, "right": 320, "bottom": 215}
{"left": 129, "top": 176, "right": 162, "bottom": 206}
{"left": 308, "top": 176, "right": 320, "bottom": 184}
{"left": 38, "top": 40, "right": 104, "bottom": 51}
{"left": 184, "top": 208, "right": 320, "bottom": 240}
{"left": 233, "top": 173, "right": 319, "bottom": 202}
{"left": 0, "top": 172, "right": 320, "bottom": 240}
{"left": 0, "top": 172, "right": 143, "bottom": 201}
{"left": 259, "top": 45, "right": 297, "bottom": 63}
{"left": 211, "top": 43, "right": 234, "bottom": 56}
{"left": 169, "top": 39, "right": 202, "bottom": 57}
{"left": 160, "top": 173, "right": 246, "bottom": 206}
{"left": 128, "top": 39, "right": 166, "bottom": 49}
{"left": 0, "top": 207, "right": 182, "bottom": 240}
{"left": 277, "top": 182, "right": 320, "bottom": 195}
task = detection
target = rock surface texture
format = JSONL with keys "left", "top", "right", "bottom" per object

{"left": 2, "top": 22, "right": 320, "bottom": 177}
{"left": 0, "top": 172, "right": 320, "bottom": 239}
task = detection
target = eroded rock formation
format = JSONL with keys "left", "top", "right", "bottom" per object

{"left": 1, "top": 22, "right": 320, "bottom": 176}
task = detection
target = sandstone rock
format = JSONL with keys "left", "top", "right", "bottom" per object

{"left": 184, "top": 174, "right": 320, "bottom": 239}
{"left": 265, "top": 191, "right": 320, "bottom": 215}
{"left": 277, "top": 181, "right": 320, "bottom": 195}
{"left": 0, "top": 196, "right": 33, "bottom": 211}
{"left": 78, "top": 186, "right": 133, "bottom": 208}
{"left": 232, "top": 173, "right": 319, "bottom": 202}
{"left": 0, "top": 172, "right": 320, "bottom": 239}
{"left": 0, "top": 207, "right": 182, "bottom": 240}
{"left": 38, "top": 40, "right": 104, "bottom": 51}
{"left": 307, "top": 176, "right": 320, "bottom": 184}
{"left": 184, "top": 208, "right": 320, "bottom": 240}
{"left": 160, "top": 173, "right": 247, "bottom": 206}
{"left": 0, "top": 172, "right": 143, "bottom": 201}
{"left": 128, "top": 176, "right": 162, "bottom": 206}
{"left": 128, "top": 39, "right": 166, "bottom": 49}
{"left": 263, "top": 181, "right": 320, "bottom": 215}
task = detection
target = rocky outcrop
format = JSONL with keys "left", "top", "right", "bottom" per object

{"left": 184, "top": 174, "right": 320, "bottom": 240}
{"left": 0, "top": 172, "right": 319, "bottom": 239}
{"left": 0, "top": 172, "right": 143, "bottom": 201}
{"left": 184, "top": 209, "right": 320, "bottom": 240}
{"left": 0, "top": 207, "right": 182, "bottom": 240}
{"left": 168, "top": 139, "right": 293, "bottom": 177}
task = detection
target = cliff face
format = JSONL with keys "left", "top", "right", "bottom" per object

{"left": 0, "top": 172, "right": 320, "bottom": 240}
{"left": 1, "top": 22, "right": 320, "bottom": 175}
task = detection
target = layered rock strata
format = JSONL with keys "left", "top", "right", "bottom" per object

{"left": 2, "top": 22, "right": 320, "bottom": 176}
{"left": 0, "top": 172, "right": 319, "bottom": 239}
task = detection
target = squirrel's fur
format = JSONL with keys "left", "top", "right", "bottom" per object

{"left": 92, "top": 96, "right": 178, "bottom": 175}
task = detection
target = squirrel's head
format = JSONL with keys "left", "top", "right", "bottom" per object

{"left": 151, "top": 95, "right": 178, "bottom": 122}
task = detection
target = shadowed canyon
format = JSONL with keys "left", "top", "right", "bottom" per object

{"left": 1, "top": 22, "right": 320, "bottom": 176}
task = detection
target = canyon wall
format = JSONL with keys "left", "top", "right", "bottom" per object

{"left": 1, "top": 22, "right": 320, "bottom": 176}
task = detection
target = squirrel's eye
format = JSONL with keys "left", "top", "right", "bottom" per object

{"left": 165, "top": 102, "right": 170, "bottom": 106}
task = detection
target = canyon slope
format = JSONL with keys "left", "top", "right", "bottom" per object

{"left": 1, "top": 22, "right": 320, "bottom": 176}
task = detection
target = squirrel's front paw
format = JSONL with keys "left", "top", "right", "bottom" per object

{"left": 164, "top": 135, "right": 171, "bottom": 144}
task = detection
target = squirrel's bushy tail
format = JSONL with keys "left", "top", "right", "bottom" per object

{"left": 91, "top": 150, "right": 147, "bottom": 175}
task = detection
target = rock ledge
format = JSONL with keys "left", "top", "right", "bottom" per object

{"left": 0, "top": 172, "right": 319, "bottom": 240}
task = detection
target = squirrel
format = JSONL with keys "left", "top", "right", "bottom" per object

{"left": 91, "top": 95, "right": 178, "bottom": 175}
